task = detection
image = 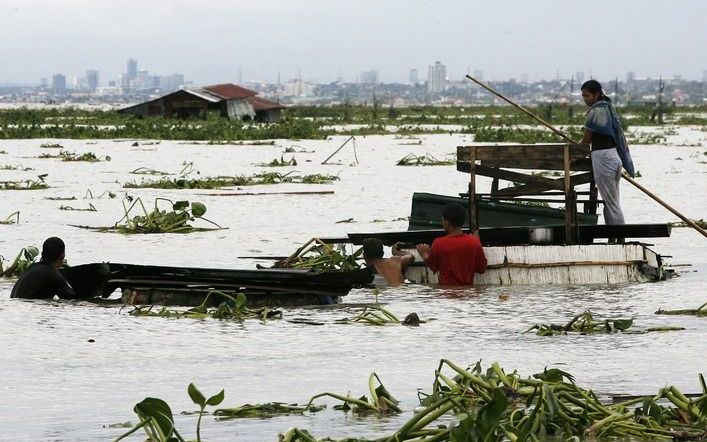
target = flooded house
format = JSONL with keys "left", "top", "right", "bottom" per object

{"left": 118, "top": 83, "right": 285, "bottom": 122}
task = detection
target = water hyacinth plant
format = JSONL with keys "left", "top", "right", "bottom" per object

{"left": 281, "top": 360, "right": 707, "bottom": 441}
{"left": 524, "top": 311, "right": 685, "bottom": 335}
{"left": 256, "top": 154, "right": 297, "bottom": 167}
{"left": 123, "top": 172, "right": 339, "bottom": 189}
{"left": 108, "top": 197, "right": 223, "bottom": 234}
{"left": 273, "top": 238, "right": 362, "bottom": 272}
{"left": 127, "top": 291, "right": 281, "bottom": 322}
{"left": 0, "top": 211, "right": 20, "bottom": 225}
{"left": 0, "top": 246, "right": 39, "bottom": 277}
{"left": 1, "top": 174, "right": 49, "bottom": 190}
{"left": 656, "top": 302, "right": 707, "bottom": 317}
{"left": 396, "top": 153, "right": 455, "bottom": 166}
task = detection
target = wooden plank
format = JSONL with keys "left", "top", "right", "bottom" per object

{"left": 493, "top": 172, "right": 593, "bottom": 197}
{"left": 458, "top": 144, "right": 589, "bottom": 163}
{"left": 458, "top": 158, "right": 592, "bottom": 172}
{"left": 474, "top": 164, "right": 565, "bottom": 190}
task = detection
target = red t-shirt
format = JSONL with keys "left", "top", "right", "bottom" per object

{"left": 426, "top": 233, "right": 487, "bottom": 286}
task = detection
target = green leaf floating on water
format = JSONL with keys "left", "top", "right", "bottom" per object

{"left": 172, "top": 200, "right": 189, "bottom": 211}
{"left": 191, "top": 202, "right": 207, "bottom": 217}
{"left": 613, "top": 318, "right": 633, "bottom": 331}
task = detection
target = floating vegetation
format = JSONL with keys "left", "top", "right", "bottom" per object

{"left": 59, "top": 203, "right": 97, "bottom": 212}
{"left": 0, "top": 150, "right": 7, "bottom": 154}
{"left": 338, "top": 304, "right": 422, "bottom": 327}
{"left": 214, "top": 402, "right": 323, "bottom": 420}
{"left": 0, "top": 246, "right": 39, "bottom": 278}
{"left": 472, "top": 126, "right": 582, "bottom": 143}
{"left": 525, "top": 311, "right": 685, "bottom": 335}
{"left": 127, "top": 291, "right": 281, "bottom": 321}
{"left": 273, "top": 238, "right": 362, "bottom": 272}
{"left": 106, "top": 197, "right": 223, "bottom": 234}
{"left": 44, "top": 196, "right": 77, "bottom": 201}
{"left": 84, "top": 189, "right": 116, "bottom": 199}
{"left": 396, "top": 153, "right": 455, "bottom": 166}
{"left": 40, "top": 142, "right": 63, "bottom": 148}
{"left": 124, "top": 172, "right": 339, "bottom": 189}
{"left": 283, "top": 145, "right": 314, "bottom": 153}
{"left": 256, "top": 154, "right": 297, "bottom": 167}
{"left": 281, "top": 360, "right": 707, "bottom": 441}
{"left": 0, "top": 163, "right": 33, "bottom": 171}
{"left": 114, "top": 383, "right": 223, "bottom": 442}
{"left": 656, "top": 301, "right": 707, "bottom": 317}
{"left": 38, "top": 150, "right": 110, "bottom": 162}
{"left": 305, "top": 372, "right": 401, "bottom": 414}
{"left": 130, "top": 167, "right": 170, "bottom": 175}
{"left": 1, "top": 175, "right": 49, "bottom": 190}
{"left": 0, "top": 211, "right": 20, "bottom": 225}
{"left": 669, "top": 218, "right": 707, "bottom": 229}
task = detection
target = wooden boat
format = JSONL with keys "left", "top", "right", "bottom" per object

{"left": 408, "top": 192, "right": 598, "bottom": 230}
{"left": 61, "top": 263, "right": 372, "bottom": 307}
{"left": 345, "top": 143, "right": 674, "bottom": 286}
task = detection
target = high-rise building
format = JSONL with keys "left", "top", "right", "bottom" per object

{"left": 136, "top": 69, "right": 150, "bottom": 90}
{"left": 127, "top": 58, "right": 138, "bottom": 81}
{"left": 360, "top": 70, "right": 379, "bottom": 84}
{"left": 409, "top": 69, "right": 418, "bottom": 84}
{"left": 86, "top": 70, "right": 99, "bottom": 92}
{"left": 52, "top": 73, "right": 66, "bottom": 94}
{"left": 626, "top": 71, "right": 636, "bottom": 84}
{"left": 575, "top": 71, "right": 584, "bottom": 83}
{"left": 160, "top": 73, "right": 185, "bottom": 92}
{"left": 427, "top": 61, "right": 446, "bottom": 94}
{"left": 40, "top": 77, "right": 48, "bottom": 88}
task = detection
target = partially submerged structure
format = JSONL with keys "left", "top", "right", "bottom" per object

{"left": 352, "top": 142, "right": 673, "bottom": 285}
{"left": 118, "top": 83, "right": 285, "bottom": 122}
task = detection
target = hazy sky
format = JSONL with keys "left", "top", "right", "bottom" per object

{"left": 1, "top": 0, "right": 706, "bottom": 85}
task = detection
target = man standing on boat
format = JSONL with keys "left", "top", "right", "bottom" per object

{"left": 10, "top": 237, "right": 76, "bottom": 299}
{"left": 580, "top": 80, "right": 635, "bottom": 226}
{"left": 363, "top": 238, "right": 415, "bottom": 287}
{"left": 416, "top": 203, "right": 487, "bottom": 286}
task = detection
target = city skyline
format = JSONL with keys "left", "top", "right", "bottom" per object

{"left": 1, "top": 0, "right": 706, "bottom": 85}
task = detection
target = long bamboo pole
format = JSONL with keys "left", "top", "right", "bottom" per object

{"left": 465, "top": 74, "right": 707, "bottom": 239}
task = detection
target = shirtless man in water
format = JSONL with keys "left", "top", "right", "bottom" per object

{"left": 362, "top": 238, "right": 415, "bottom": 287}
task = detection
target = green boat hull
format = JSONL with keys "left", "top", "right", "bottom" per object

{"left": 408, "top": 192, "right": 598, "bottom": 230}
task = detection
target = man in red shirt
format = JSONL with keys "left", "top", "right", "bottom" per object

{"left": 416, "top": 203, "right": 487, "bottom": 286}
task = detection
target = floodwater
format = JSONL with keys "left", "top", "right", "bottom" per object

{"left": 0, "top": 129, "right": 706, "bottom": 441}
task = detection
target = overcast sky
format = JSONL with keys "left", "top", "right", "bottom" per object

{"left": 1, "top": 0, "right": 706, "bottom": 85}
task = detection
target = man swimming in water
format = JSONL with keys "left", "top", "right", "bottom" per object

{"left": 11, "top": 237, "right": 77, "bottom": 299}
{"left": 362, "top": 238, "right": 415, "bottom": 287}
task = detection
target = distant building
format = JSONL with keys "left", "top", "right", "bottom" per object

{"left": 427, "top": 61, "right": 446, "bottom": 94}
{"left": 118, "top": 83, "right": 285, "bottom": 123}
{"left": 360, "top": 70, "right": 379, "bottom": 84}
{"left": 473, "top": 69, "right": 483, "bottom": 80}
{"left": 282, "top": 79, "right": 313, "bottom": 97}
{"left": 127, "top": 58, "right": 138, "bottom": 82}
{"left": 52, "top": 74, "right": 66, "bottom": 94}
{"left": 520, "top": 73, "right": 528, "bottom": 84}
{"left": 409, "top": 69, "right": 418, "bottom": 84}
{"left": 136, "top": 70, "right": 150, "bottom": 90}
{"left": 575, "top": 71, "right": 584, "bottom": 83}
{"left": 160, "top": 74, "right": 185, "bottom": 92}
{"left": 86, "top": 70, "right": 99, "bottom": 92}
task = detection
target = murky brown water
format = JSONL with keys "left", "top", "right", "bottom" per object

{"left": 1, "top": 131, "right": 705, "bottom": 441}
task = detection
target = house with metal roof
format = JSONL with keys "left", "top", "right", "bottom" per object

{"left": 118, "top": 83, "right": 285, "bottom": 123}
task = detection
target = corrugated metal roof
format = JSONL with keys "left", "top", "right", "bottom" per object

{"left": 249, "top": 95, "right": 286, "bottom": 111}
{"left": 203, "top": 83, "right": 258, "bottom": 100}
{"left": 183, "top": 87, "right": 223, "bottom": 103}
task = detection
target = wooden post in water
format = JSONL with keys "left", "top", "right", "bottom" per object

{"left": 468, "top": 146, "right": 478, "bottom": 231}
{"left": 563, "top": 144, "right": 578, "bottom": 244}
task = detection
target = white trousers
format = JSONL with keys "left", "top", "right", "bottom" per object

{"left": 591, "top": 148, "right": 625, "bottom": 225}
